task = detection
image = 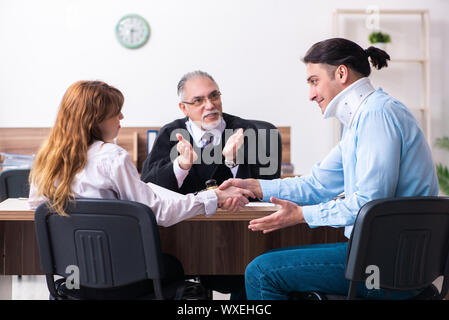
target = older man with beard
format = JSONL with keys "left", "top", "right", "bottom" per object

{"left": 141, "top": 70, "right": 278, "bottom": 195}
{"left": 141, "top": 70, "right": 279, "bottom": 300}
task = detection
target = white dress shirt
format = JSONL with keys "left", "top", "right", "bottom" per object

{"left": 29, "top": 140, "right": 218, "bottom": 227}
{"left": 173, "top": 117, "right": 239, "bottom": 188}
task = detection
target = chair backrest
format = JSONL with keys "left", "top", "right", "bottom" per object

{"left": 249, "top": 119, "right": 282, "bottom": 179}
{"left": 34, "top": 199, "right": 164, "bottom": 289}
{"left": 0, "top": 169, "right": 30, "bottom": 201}
{"left": 345, "top": 197, "right": 449, "bottom": 297}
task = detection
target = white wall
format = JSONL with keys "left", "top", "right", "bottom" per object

{"left": 1, "top": 0, "right": 448, "bottom": 174}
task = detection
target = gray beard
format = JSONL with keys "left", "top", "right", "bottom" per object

{"left": 201, "top": 115, "right": 222, "bottom": 131}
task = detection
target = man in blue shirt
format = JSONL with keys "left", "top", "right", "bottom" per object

{"left": 219, "top": 38, "right": 438, "bottom": 299}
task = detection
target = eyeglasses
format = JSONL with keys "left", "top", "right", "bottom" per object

{"left": 182, "top": 90, "right": 222, "bottom": 107}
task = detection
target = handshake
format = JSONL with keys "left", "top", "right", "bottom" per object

{"left": 214, "top": 178, "right": 263, "bottom": 212}
{"left": 213, "top": 178, "right": 305, "bottom": 234}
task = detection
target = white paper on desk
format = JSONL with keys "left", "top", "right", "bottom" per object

{"left": 245, "top": 202, "right": 276, "bottom": 207}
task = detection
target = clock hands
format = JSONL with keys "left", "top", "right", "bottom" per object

{"left": 116, "top": 14, "right": 149, "bottom": 48}
{"left": 129, "top": 28, "right": 135, "bottom": 43}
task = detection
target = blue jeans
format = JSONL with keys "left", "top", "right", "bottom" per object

{"left": 245, "top": 242, "right": 420, "bottom": 300}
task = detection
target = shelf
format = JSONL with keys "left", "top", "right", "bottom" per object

{"left": 409, "top": 107, "right": 427, "bottom": 112}
{"left": 335, "top": 9, "right": 428, "bottom": 15}
{"left": 333, "top": 9, "right": 431, "bottom": 147}
{"left": 390, "top": 58, "right": 428, "bottom": 63}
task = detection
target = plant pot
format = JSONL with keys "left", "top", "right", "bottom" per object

{"left": 372, "top": 42, "right": 387, "bottom": 51}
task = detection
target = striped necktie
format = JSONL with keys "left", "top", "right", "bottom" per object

{"left": 201, "top": 132, "right": 214, "bottom": 148}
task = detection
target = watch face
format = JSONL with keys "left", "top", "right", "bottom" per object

{"left": 225, "top": 159, "right": 237, "bottom": 168}
{"left": 115, "top": 14, "right": 150, "bottom": 49}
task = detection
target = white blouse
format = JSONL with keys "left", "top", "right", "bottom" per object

{"left": 29, "top": 140, "right": 218, "bottom": 227}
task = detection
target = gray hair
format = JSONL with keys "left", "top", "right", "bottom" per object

{"left": 177, "top": 70, "right": 218, "bottom": 100}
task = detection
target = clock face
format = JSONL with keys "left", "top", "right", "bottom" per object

{"left": 115, "top": 14, "right": 150, "bottom": 49}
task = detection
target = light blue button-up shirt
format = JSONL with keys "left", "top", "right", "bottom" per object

{"left": 260, "top": 78, "right": 438, "bottom": 239}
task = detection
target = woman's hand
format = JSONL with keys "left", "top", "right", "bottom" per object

{"left": 219, "top": 178, "right": 263, "bottom": 199}
{"left": 215, "top": 187, "right": 255, "bottom": 212}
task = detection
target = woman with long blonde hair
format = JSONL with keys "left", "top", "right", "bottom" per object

{"left": 29, "top": 80, "right": 253, "bottom": 226}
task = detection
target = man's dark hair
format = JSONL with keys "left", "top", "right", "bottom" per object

{"left": 302, "top": 38, "right": 390, "bottom": 77}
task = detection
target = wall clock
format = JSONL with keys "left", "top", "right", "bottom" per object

{"left": 115, "top": 14, "right": 150, "bottom": 49}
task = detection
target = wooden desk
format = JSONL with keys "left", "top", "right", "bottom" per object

{"left": 0, "top": 198, "right": 279, "bottom": 221}
{"left": 0, "top": 199, "right": 347, "bottom": 276}
{"left": 0, "top": 198, "right": 33, "bottom": 220}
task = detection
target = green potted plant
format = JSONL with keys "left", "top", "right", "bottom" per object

{"left": 368, "top": 31, "right": 391, "bottom": 51}
{"left": 435, "top": 137, "right": 449, "bottom": 195}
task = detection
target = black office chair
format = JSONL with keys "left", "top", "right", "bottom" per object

{"left": 249, "top": 119, "right": 282, "bottom": 179}
{"left": 0, "top": 169, "right": 30, "bottom": 201}
{"left": 35, "top": 199, "right": 207, "bottom": 300}
{"left": 290, "top": 197, "right": 449, "bottom": 300}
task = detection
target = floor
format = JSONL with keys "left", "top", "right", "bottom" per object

{"left": 2, "top": 275, "right": 445, "bottom": 300}
{"left": 1, "top": 276, "right": 230, "bottom": 300}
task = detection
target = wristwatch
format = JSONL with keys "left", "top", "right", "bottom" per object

{"left": 194, "top": 179, "right": 218, "bottom": 195}
{"left": 225, "top": 159, "right": 238, "bottom": 168}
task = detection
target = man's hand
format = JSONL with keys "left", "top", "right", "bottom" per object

{"left": 176, "top": 133, "right": 198, "bottom": 170}
{"left": 222, "top": 128, "right": 244, "bottom": 161}
{"left": 218, "top": 178, "right": 263, "bottom": 210}
{"left": 219, "top": 178, "right": 263, "bottom": 199}
{"left": 248, "top": 197, "right": 305, "bottom": 233}
{"left": 215, "top": 187, "right": 255, "bottom": 213}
